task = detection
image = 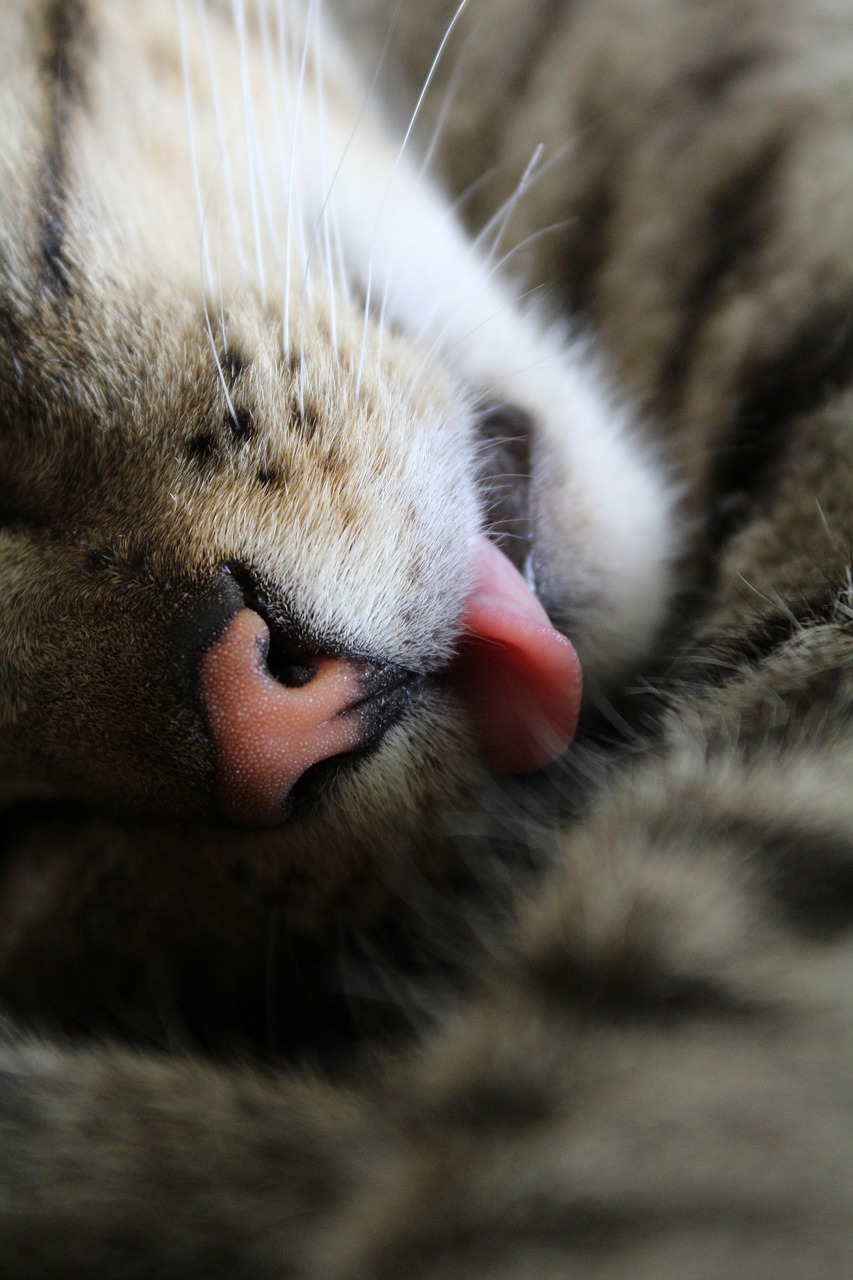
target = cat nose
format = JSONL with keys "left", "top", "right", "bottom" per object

{"left": 198, "top": 608, "right": 371, "bottom": 826}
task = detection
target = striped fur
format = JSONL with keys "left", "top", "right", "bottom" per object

{"left": 2, "top": 0, "right": 853, "bottom": 1274}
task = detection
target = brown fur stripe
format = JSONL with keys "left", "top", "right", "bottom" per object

{"left": 525, "top": 946, "right": 753, "bottom": 1022}
{"left": 709, "top": 298, "right": 853, "bottom": 538}
{"left": 37, "top": 0, "right": 92, "bottom": 294}
{"left": 681, "top": 599, "right": 844, "bottom": 689}
{"left": 659, "top": 136, "right": 784, "bottom": 411}
{"left": 723, "top": 815, "right": 853, "bottom": 938}
{"left": 556, "top": 98, "right": 619, "bottom": 324}
{"left": 685, "top": 46, "right": 762, "bottom": 103}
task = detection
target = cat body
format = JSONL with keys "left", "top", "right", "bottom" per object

{"left": 1, "top": 0, "right": 853, "bottom": 1274}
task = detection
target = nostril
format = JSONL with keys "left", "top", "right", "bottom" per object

{"left": 222, "top": 559, "right": 264, "bottom": 610}
{"left": 263, "top": 637, "right": 318, "bottom": 690}
{"left": 223, "top": 559, "right": 318, "bottom": 688}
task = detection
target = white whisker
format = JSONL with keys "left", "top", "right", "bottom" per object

{"left": 177, "top": 0, "right": 213, "bottom": 293}
{"left": 405, "top": 213, "right": 566, "bottom": 399}
{"left": 312, "top": 0, "right": 337, "bottom": 353}
{"left": 416, "top": 18, "right": 477, "bottom": 180}
{"left": 195, "top": 0, "right": 244, "bottom": 269}
{"left": 377, "top": 10, "right": 481, "bottom": 358}
{"left": 407, "top": 283, "right": 548, "bottom": 401}
{"left": 470, "top": 137, "right": 575, "bottom": 256}
{"left": 179, "top": 0, "right": 239, "bottom": 421}
{"left": 216, "top": 195, "right": 228, "bottom": 353}
{"left": 357, "top": 0, "right": 474, "bottom": 392}
{"left": 484, "top": 142, "right": 545, "bottom": 267}
{"left": 233, "top": 0, "right": 267, "bottom": 306}
{"left": 284, "top": 0, "right": 317, "bottom": 363}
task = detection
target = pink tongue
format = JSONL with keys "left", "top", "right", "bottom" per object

{"left": 448, "top": 535, "right": 582, "bottom": 774}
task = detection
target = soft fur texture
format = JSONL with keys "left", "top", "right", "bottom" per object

{"left": 2, "top": 0, "right": 853, "bottom": 1274}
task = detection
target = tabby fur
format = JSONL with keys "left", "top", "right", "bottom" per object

{"left": 2, "top": 0, "right": 853, "bottom": 1275}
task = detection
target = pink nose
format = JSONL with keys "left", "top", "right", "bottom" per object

{"left": 198, "top": 609, "right": 366, "bottom": 827}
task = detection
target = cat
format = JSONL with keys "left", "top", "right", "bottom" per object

{"left": 0, "top": 0, "right": 671, "bottom": 1025}
{"left": 1, "top": 0, "right": 853, "bottom": 1275}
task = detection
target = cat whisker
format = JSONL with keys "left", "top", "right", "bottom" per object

{"left": 310, "top": 0, "right": 338, "bottom": 354}
{"left": 232, "top": 0, "right": 268, "bottom": 306}
{"left": 257, "top": 0, "right": 292, "bottom": 264}
{"left": 299, "top": 0, "right": 400, "bottom": 372}
{"left": 284, "top": 0, "right": 316, "bottom": 364}
{"left": 196, "top": 0, "right": 245, "bottom": 270}
{"left": 384, "top": 136, "right": 578, "bottom": 352}
{"left": 179, "top": 0, "right": 213, "bottom": 293}
{"left": 217, "top": 197, "right": 228, "bottom": 354}
{"left": 180, "top": 0, "right": 240, "bottom": 420}
{"left": 483, "top": 141, "right": 546, "bottom": 268}
{"left": 406, "top": 282, "right": 547, "bottom": 402}
{"left": 470, "top": 136, "right": 576, "bottom": 256}
{"left": 357, "top": 0, "right": 474, "bottom": 393}
{"left": 386, "top": 139, "right": 572, "bottom": 392}
{"left": 375, "top": 8, "right": 484, "bottom": 343}
{"left": 402, "top": 212, "right": 571, "bottom": 399}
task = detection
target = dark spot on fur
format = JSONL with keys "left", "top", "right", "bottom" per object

{"left": 719, "top": 816, "right": 853, "bottom": 938}
{"left": 85, "top": 546, "right": 116, "bottom": 573}
{"left": 40, "top": 0, "right": 90, "bottom": 111}
{"left": 227, "top": 406, "right": 254, "bottom": 442}
{"left": 40, "top": 213, "right": 70, "bottom": 294}
{"left": 186, "top": 430, "right": 217, "bottom": 464}
{"left": 219, "top": 349, "right": 246, "bottom": 382}
{"left": 339, "top": 500, "right": 360, "bottom": 529}
{"left": 321, "top": 444, "right": 342, "bottom": 478}
{"left": 769, "top": 832, "right": 853, "bottom": 937}
{"left": 437, "top": 1077, "right": 554, "bottom": 1134}
{"left": 290, "top": 397, "right": 319, "bottom": 437}
{"left": 660, "top": 136, "right": 784, "bottom": 410}
{"left": 257, "top": 467, "right": 283, "bottom": 487}
{"left": 687, "top": 46, "right": 761, "bottom": 102}
{"left": 0, "top": 298, "right": 28, "bottom": 383}
{"left": 527, "top": 946, "right": 750, "bottom": 1023}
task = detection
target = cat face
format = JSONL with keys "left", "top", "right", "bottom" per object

{"left": 0, "top": 0, "right": 673, "bottom": 958}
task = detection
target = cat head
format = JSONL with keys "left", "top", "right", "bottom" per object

{"left": 0, "top": 0, "right": 672, "bottom": 975}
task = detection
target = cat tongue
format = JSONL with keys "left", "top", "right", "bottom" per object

{"left": 448, "top": 535, "right": 582, "bottom": 774}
